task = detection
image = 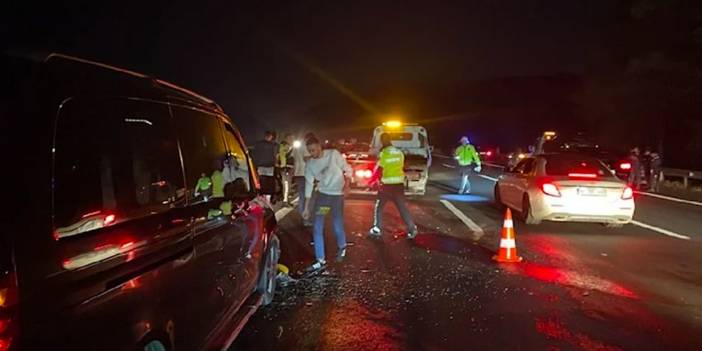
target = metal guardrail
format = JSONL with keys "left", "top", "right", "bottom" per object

{"left": 435, "top": 152, "right": 701, "bottom": 187}
{"left": 661, "top": 168, "right": 702, "bottom": 188}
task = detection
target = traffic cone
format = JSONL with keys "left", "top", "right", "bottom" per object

{"left": 493, "top": 208, "right": 523, "bottom": 263}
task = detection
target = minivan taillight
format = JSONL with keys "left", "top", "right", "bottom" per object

{"left": 621, "top": 186, "right": 634, "bottom": 200}
{"left": 541, "top": 183, "right": 561, "bottom": 197}
{"left": 0, "top": 271, "right": 18, "bottom": 351}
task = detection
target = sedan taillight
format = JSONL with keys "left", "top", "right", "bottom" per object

{"left": 621, "top": 186, "right": 634, "bottom": 200}
{"left": 541, "top": 183, "right": 561, "bottom": 197}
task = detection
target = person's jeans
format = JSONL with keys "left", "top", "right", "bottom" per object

{"left": 294, "top": 176, "right": 306, "bottom": 214}
{"left": 373, "top": 184, "right": 416, "bottom": 232}
{"left": 313, "top": 193, "right": 347, "bottom": 262}
{"left": 458, "top": 165, "right": 473, "bottom": 193}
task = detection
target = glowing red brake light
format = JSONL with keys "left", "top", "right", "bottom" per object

{"left": 486, "top": 151, "right": 493, "bottom": 157}
{"left": 568, "top": 173, "right": 598, "bottom": 179}
{"left": 0, "top": 271, "right": 18, "bottom": 351}
{"left": 355, "top": 169, "right": 373, "bottom": 178}
{"left": 0, "top": 336, "right": 12, "bottom": 351}
{"left": 541, "top": 183, "right": 561, "bottom": 197}
{"left": 621, "top": 186, "right": 634, "bottom": 200}
{"left": 619, "top": 162, "right": 632, "bottom": 170}
{"left": 103, "top": 214, "right": 116, "bottom": 226}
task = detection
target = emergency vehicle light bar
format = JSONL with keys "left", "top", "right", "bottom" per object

{"left": 383, "top": 121, "right": 402, "bottom": 128}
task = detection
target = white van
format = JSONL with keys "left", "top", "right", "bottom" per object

{"left": 370, "top": 122, "right": 432, "bottom": 195}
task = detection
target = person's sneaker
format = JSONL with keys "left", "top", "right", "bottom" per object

{"left": 368, "top": 226, "right": 382, "bottom": 238}
{"left": 304, "top": 260, "right": 326, "bottom": 275}
{"left": 407, "top": 226, "right": 419, "bottom": 239}
{"left": 336, "top": 246, "right": 347, "bottom": 262}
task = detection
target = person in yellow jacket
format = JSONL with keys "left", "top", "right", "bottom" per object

{"left": 454, "top": 136, "right": 482, "bottom": 194}
{"left": 368, "top": 133, "right": 418, "bottom": 239}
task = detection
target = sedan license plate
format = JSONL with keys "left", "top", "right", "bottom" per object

{"left": 577, "top": 187, "right": 606, "bottom": 197}
{"left": 406, "top": 172, "right": 421, "bottom": 181}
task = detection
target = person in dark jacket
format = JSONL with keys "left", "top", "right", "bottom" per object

{"left": 628, "top": 147, "right": 643, "bottom": 190}
{"left": 249, "top": 131, "right": 279, "bottom": 201}
{"left": 648, "top": 151, "right": 662, "bottom": 193}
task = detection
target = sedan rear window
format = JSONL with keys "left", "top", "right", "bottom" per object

{"left": 544, "top": 155, "right": 613, "bottom": 177}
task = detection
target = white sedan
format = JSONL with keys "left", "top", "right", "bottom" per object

{"left": 495, "top": 153, "right": 635, "bottom": 227}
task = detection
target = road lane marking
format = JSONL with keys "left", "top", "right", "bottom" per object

{"left": 440, "top": 199, "right": 485, "bottom": 239}
{"left": 631, "top": 220, "right": 691, "bottom": 240}
{"left": 433, "top": 154, "right": 452, "bottom": 159}
{"left": 442, "top": 163, "right": 456, "bottom": 169}
{"left": 634, "top": 191, "right": 702, "bottom": 207}
{"left": 477, "top": 174, "right": 498, "bottom": 182}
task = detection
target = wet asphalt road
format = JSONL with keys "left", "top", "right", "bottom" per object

{"left": 232, "top": 158, "right": 702, "bottom": 351}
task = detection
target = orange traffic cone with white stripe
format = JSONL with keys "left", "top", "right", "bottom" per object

{"left": 493, "top": 208, "right": 523, "bottom": 263}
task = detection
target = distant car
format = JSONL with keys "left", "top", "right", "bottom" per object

{"left": 495, "top": 153, "right": 635, "bottom": 227}
{"left": 2, "top": 53, "right": 280, "bottom": 350}
{"left": 343, "top": 143, "right": 378, "bottom": 193}
{"left": 477, "top": 146, "right": 498, "bottom": 161}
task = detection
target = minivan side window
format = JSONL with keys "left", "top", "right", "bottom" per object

{"left": 172, "top": 107, "right": 229, "bottom": 203}
{"left": 53, "top": 98, "right": 185, "bottom": 238}
{"left": 221, "top": 122, "right": 251, "bottom": 193}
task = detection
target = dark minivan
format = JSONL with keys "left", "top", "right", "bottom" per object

{"left": 0, "top": 53, "right": 280, "bottom": 350}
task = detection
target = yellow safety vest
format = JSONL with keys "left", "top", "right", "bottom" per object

{"left": 379, "top": 146, "right": 405, "bottom": 185}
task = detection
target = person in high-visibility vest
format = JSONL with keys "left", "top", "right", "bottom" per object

{"left": 368, "top": 133, "right": 418, "bottom": 239}
{"left": 454, "top": 136, "right": 481, "bottom": 194}
{"left": 194, "top": 173, "right": 213, "bottom": 199}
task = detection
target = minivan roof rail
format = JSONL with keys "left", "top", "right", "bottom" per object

{"left": 44, "top": 53, "right": 222, "bottom": 112}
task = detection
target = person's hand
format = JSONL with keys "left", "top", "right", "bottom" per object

{"left": 302, "top": 209, "right": 311, "bottom": 220}
{"left": 343, "top": 177, "right": 351, "bottom": 194}
{"left": 474, "top": 165, "right": 482, "bottom": 173}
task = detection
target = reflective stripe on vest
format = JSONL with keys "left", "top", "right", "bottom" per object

{"left": 381, "top": 175, "right": 405, "bottom": 184}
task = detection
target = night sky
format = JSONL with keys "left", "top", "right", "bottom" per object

{"left": 6, "top": 0, "right": 619, "bottom": 144}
